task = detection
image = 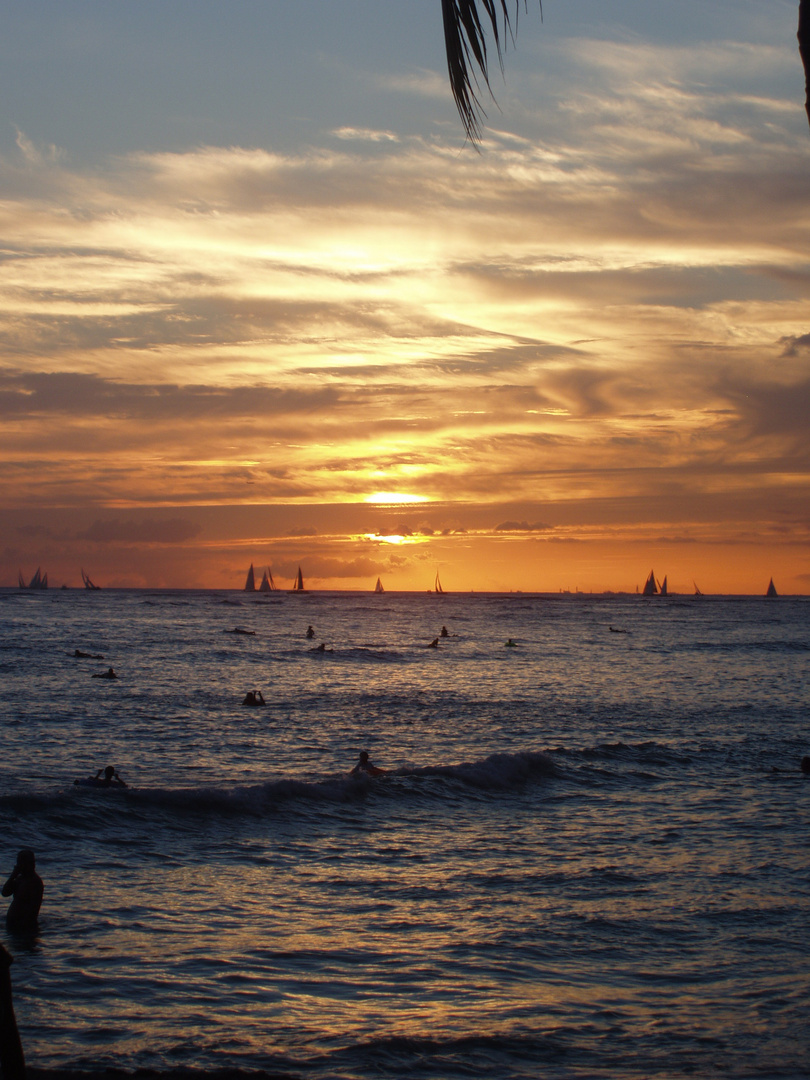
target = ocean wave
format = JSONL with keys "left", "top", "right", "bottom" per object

{"left": 0, "top": 752, "right": 558, "bottom": 822}
{"left": 553, "top": 741, "right": 693, "bottom": 767}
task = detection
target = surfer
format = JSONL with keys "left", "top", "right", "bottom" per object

{"left": 242, "top": 691, "right": 266, "bottom": 706}
{"left": 225, "top": 627, "right": 255, "bottom": 636}
{"left": 440, "top": 626, "right": 449, "bottom": 638}
{"left": 505, "top": 639, "right": 517, "bottom": 647}
{"left": 427, "top": 638, "right": 439, "bottom": 648}
{"left": 306, "top": 625, "right": 315, "bottom": 639}
{"left": 92, "top": 667, "right": 117, "bottom": 679}
{"left": 350, "top": 750, "right": 385, "bottom": 777}
{"left": 2, "top": 850, "right": 44, "bottom": 935}
{"left": 74, "top": 649, "right": 104, "bottom": 659}
{"left": 74, "top": 766, "right": 126, "bottom": 788}
{"left": 314, "top": 643, "right": 332, "bottom": 652}
{"left": 94, "top": 765, "right": 126, "bottom": 787}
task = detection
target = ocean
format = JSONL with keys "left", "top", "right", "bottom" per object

{"left": 1, "top": 587, "right": 808, "bottom": 1080}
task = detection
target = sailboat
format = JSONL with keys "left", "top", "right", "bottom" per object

{"left": 641, "top": 569, "right": 658, "bottom": 596}
{"left": 766, "top": 578, "right": 778, "bottom": 598}
{"left": 259, "top": 568, "right": 277, "bottom": 593}
{"left": 292, "top": 566, "right": 305, "bottom": 592}
{"left": 434, "top": 571, "right": 445, "bottom": 594}
{"left": 658, "top": 575, "right": 668, "bottom": 597}
{"left": 374, "top": 577, "right": 384, "bottom": 593}
{"left": 18, "top": 567, "right": 48, "bottom": 589}
{"left": 81, "top": 568, "right": 101, "bottom": 590}
{"left": 244, "top": 564, "right": 256, "bottom": 591}
{"left": 693, "top": 582, "right": 703, "bottom": 597}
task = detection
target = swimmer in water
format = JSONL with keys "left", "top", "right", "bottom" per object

{"left": 2, "top": 850, "right": 44, "bottom": 935}
{"left": 96, "top": 766, "right": 126, "bottom": 787}
{"left": 440, "top": 626, "right": 449, "bottom": 638}
{"left": 428, "top": 638, "right": 439, "bottom": 648}
{"left": 92, "top": 667, "right": 117, "bottom": 679}
{"left": 350, "top": 750, "right": 386, "bottom": 777}
{"left": 306, "top": 625, "right": 315, "bottom": 639}
{"left": 74, "top": 765, "right": 126, "bottom": 788}
{"left": 505, "top": 639, "right": 517, "bottom": 647}
{"left": 242, "top": 691, "right": 266, "bottom": 706}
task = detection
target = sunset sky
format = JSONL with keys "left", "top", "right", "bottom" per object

{"left": 1, "top": 0, "right": 809, "bottom": 593}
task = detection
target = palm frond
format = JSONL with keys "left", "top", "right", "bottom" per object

{"left": 442, "top": 0, "right": 539, "bottom": 144}
{"left": 799, "top": 0, "right": 810, "bottom": 126}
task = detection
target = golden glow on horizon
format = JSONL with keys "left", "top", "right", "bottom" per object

{"left": 362, "top": 533, "right": 420, "bottom": 546}
{"left": 365, "top": 493, "right": 431, "bottom": 505}
{"left": 1, "top": 33, "right": 809, "bottom": 594}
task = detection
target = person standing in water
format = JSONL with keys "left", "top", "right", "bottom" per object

{"left": 2, "top": 850, "right": 43, "bottom": 935}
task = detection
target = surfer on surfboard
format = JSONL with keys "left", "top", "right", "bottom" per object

{"left": 350, "top": 750, "right": 386, "bottom": 777}
{"left": 75, "top": 765, "right": 127, "bottom": 788}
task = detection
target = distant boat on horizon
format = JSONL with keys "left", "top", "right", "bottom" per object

{"left": 259, "top": 568, "right": 277, "bottom": 592}
{"left": 292, "top": 566, "right": 306, "bottom": 592}
{"left": 18, "top": 567, "right": 48, "bottom": 590}
{"left": 244, "top": 564, "right": 256, "bottom": 592}
{"left": 434, "top": 571, "right": 445, "bottom": 595}
{"left": 694, "top": 581, "right": 703, "bottom": 597}
{"left": 81, "top": 569, "right": 101, "bottom": 590}
{"left": 374, "top": 577, "right": 384, "bottom": 593}
{"left": 641, "top": 569, "right": 657, "bottom": 596}
{"left": 658, "top": 575, "right": 668, "bottom": 597}
{"left": 766, "top": 578, "right": 778, "bottom": 598}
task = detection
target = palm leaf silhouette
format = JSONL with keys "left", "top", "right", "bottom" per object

{"left": 442, "top": 0, "right": 810, "bottom": 141}
{"left": 442, "top": 0, "right": 539, "bottom": 144}
{"left": 800, "top": 0, "right": 810, "bottom": 125}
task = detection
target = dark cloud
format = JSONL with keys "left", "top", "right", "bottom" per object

{"left": 0, "top": 371, "right": 341, "bottom": 421}
{"left": 495, "top": 520, "right": 552, "bottom": 532}
{"left": 781, "top": 333, "right": 810, "bottom": 358}
{"left": 77, "top": 517, "right": 202, "bottom": 544}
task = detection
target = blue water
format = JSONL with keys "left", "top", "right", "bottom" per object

{"left": 1, "top": 589, "right": 808, "bottom": 1079}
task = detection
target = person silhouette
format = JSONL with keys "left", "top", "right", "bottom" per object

{"left": 242, "top": 691, "right": 266, "bottom": 707}
{"left": 95, "top": 766, "right": 126, "bottom": 787}
{"left": 2, "top": 850, "right": 43, "bottom": 936}
{"left": 92, "top": 667, "right": 117, "bottom": 679}
{"left": 0, "top": 943, "right": 26, "bottom": 1080}
{"left": 350, "top": 750, "right": 385, "bottom": 777}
